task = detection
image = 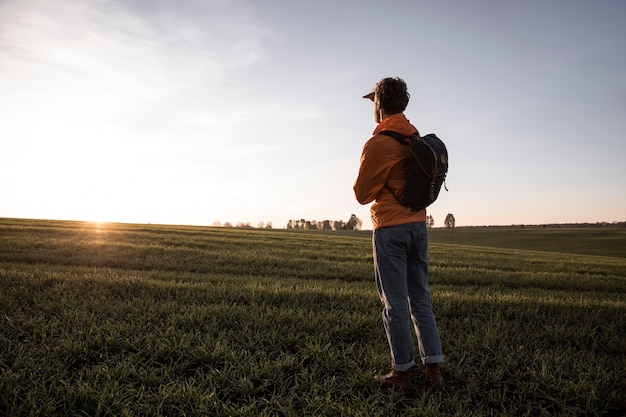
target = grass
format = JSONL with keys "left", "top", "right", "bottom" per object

{"left": 0, "top": 218, "right": 625, "bottom": 416}
{"left": 428, "top": 227, "right": 626, "bottom": 258}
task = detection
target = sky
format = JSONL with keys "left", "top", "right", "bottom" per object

{"left": 1, "top": 0, "right": 625, "bottom": 229}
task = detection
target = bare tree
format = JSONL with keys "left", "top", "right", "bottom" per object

{"left": 426, "top": 215, "right": 434, "bottom": 228}
{"left": 346, "top": 214, "right": 362, "bottom": 231}
{"left": 444, "top": 213, "right": 456, "bottom": 229}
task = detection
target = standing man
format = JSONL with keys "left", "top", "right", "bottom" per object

{"left": 354, "top": 77, "right": 445, "bottom": 392}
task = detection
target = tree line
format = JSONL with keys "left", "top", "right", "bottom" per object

{"left": 212, "top": 213, "right": 455, "bottom": 230}
{"left": 286, "top": 214, "right": 362, "bottom": 231}
{"left": 212, "top": 221, "right": 273, "bottom": 229}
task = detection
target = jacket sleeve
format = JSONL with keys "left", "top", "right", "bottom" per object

{"left": 353, "top": 137, "right": 391, "bottom": 205}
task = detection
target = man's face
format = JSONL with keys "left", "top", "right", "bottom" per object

{"left": 374, "top": 93, "right": 382, "bottom": 123}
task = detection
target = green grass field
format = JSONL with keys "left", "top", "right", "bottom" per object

{"left": 428, "top": 227, "right": 626, "bottom": 258}
{"left": 1, "top": 218, "right": 624, "bottom": 416}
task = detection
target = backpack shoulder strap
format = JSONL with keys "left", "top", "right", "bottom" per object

{"left": 378, "top": 130, "right": 411, "bottom": 145}
{"left": 376, "top": 131, "right": 412, "bottom": 206}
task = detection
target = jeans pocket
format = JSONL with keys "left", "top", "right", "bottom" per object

{"left": 376, "top": 228, "right": 407, "bottom": 257}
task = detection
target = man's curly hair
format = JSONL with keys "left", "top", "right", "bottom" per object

{"left": 375, "top": 77, "right": 410, "bottom": 114}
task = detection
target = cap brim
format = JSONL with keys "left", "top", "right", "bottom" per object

{"left": 362, "top": 92, "right": 375, "bottom": 101}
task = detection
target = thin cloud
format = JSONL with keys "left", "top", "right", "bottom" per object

{"left": 0, "top": 0, "right": 272, "bottom": 129}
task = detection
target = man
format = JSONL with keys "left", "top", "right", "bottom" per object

{"left": 354, "top": 77, "right": 445, "bottom": 392}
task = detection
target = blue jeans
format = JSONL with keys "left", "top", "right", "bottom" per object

{"left": 373, "top": 222, "right": 444, "bottom": 371}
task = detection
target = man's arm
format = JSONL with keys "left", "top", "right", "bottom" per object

{"left": 353, "top": 138, "right": 391, "bottom": 205}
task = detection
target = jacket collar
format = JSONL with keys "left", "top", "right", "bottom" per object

{"left": 373, "top": 113, "right": 417, "bottom": 137}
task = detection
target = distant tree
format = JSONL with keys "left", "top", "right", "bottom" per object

{"left": 426, "top": 215, "right": 434, "bottom": 228}
{"left": 265, "top": 222, "right": 272, "bottom": 229}
{"left": 346, "top": 214, "right": 362, "bottom": 231}
{"left": 333, "top": 220, "right": 345, "bottom": 230}
{"left": 212, "top": 221, "right": 222, "bottom": 227}
{"left": 444, "top": 213, "right": 455, "bottom": 229}
{"left": 224, "top": 222, "right": 233, "bottom": 227}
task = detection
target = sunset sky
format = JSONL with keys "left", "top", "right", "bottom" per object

{"left": 1, "top": 0, "right": 625, "bottom": 229}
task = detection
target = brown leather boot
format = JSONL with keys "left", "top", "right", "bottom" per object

{"left": 425, "top": 364, "right": 445, "bottom": 390}
{"left": 375, "top": 369, "right": 413, "bottom": 393}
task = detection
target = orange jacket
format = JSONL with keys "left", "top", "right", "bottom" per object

{"left": 354, "top": 113, "right": 427, "bottom": 230}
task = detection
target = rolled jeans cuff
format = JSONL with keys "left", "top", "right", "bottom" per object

{"left": 394, "top": 359, "right": 416, "bottom": 372}
{"left": 423, "top": 355, "right": 444, "bottom": 365}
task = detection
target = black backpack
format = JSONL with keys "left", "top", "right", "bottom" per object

{"left": 378, "top": 130, "right": 448, "bottom": 211}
